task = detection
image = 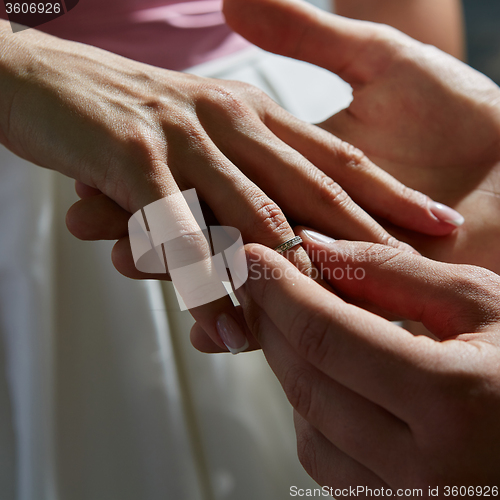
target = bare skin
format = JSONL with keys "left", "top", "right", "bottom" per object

{"left": 0, "top": 19, "right": 456, "bottom": 349}
{"left": 334, "top": 0, "right": 465, "bottom": 59}
{"left": 187, "top": 0, "right": 500, "bottom": 489}
{"left": 222, "top": 0, "right": 500, "bottom": 275}
{"left": 229, "top": 233, "right": 500, "bottom": 489}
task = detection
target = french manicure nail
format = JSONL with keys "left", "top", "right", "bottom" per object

{"left": 302, "top": 229, "right": 336, "bottom": 244}
{"left": 216, "top": 314, "right": 249, "bottom": 355}
{"left": 429, "top": 201, "right": 465, "bottom": 227}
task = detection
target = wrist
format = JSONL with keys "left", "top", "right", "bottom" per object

{"left": 0, "top": 21, "right": 37, "bottom": 149}
{"left": 0, "top": 23, "right": 62, "bottom": 156}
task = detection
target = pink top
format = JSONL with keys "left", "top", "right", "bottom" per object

{"left": 1, "top": 0, "right": 251, "bottom": 70}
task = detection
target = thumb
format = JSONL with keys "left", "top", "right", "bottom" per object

{"left": 223, "top": 0, "right": 397, "bottom": 83}
{"left": 298, "top": 228, "right": 500, "bottom": 340}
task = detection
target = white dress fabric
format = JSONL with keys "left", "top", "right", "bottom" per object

{"left": 0, "top": 47, "right": 351, "bottom": 500}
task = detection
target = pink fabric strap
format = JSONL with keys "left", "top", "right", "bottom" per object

{"left": 1, "top": 0, "right": 251, "bottom": 70}
{"left": 133, "top": 1, "right": 226, "bottom": 28}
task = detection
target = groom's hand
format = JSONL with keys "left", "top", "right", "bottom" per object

{"left": 225, "top": 229, "right": 500, "bottom": 487}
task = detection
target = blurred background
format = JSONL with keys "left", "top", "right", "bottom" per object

{"left": 463, "top": 0, "right": 500, "bottom": 84}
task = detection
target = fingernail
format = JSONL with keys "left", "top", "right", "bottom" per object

{"left": 429, "top": 201, "right": 464, "bottom": 227}
{"left": 216, "top": 314, "right": 249, "bottom": 355}
{"left": 302, "top": 230, "right": 336, "bottom": 244}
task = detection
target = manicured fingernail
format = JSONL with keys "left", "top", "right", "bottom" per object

{"left": 216, "top": 314, "right": 249, "bottom": 355}
{"left": 302, "top": 230, "right": 336, "bottom": 244}
{"left": 429, "top": 202, "right": 464, "bottom": 227}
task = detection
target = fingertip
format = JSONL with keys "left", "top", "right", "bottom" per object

{"left": 66, "top": 195, "right": 131, "bottom": 241}
{"left": 111, "top": 237, "right": 171, "bottom": 280}
{"left": 190, "top": 322, "right": 227, "bottom": 353}
{"left": 429, "top": 201, "right": 465, "bottom": 230}
{"left": 191, "top": 319, "right": 261, "bottom": 353}
{"left": 65, "top": 202, "right": 80, "bottom": 238}
{"left": 396, "top": 194, "right": 465, "bottom": 237}
{"left": 111, "top": 237, "right": 134, "bottom": 277}
{"left": 75, "top": 180, "right": 101, "bottom": 199}
{"left": 299, "top": 228, "right": 336, "bottom": 246}
{"left": 402, "top": 195, "right": 465, "bottom": 236}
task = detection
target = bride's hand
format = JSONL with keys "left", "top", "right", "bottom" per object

{"left": 0, "top": 21, "right": 458, "bottom": 350}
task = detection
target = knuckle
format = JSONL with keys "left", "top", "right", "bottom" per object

{"left": 375, "top": 230, "right": 404, "bottom": 250}
{"left": 225, "top": 79, "right": 269, "bottom": 106}
{"left": 454, "top": 265, "right": 500, "bottom": 294}
{"left": 317, "top": 175, "right": 351, "bottom": 210}
{"left": 283, "top": 365, "right": 315, "bottom": 418}
{"left": 215, "top": 88, "right": 245, "bottom": 114}
{"left": 251, "top": 195, "right": 291, "bottom": 242}
{"left": 365, "top": 242, "right": 404, "bottom": 268}
{"left": 162, "top": 109, "right": 206, "bottom": 146}
{"left": 164, "top": 231, "right": 221, "bottom": 305}
{"left": 450, "top": 266, "right": 500, "bottom": 319}
{"left": 289, "top": 306, "right": 332, "bottom": 366}
{"left": 139, "top": 93, "right": 170, "bottom": 116}
{"left": 335, "top": 141, "right": 367, "bottom": 170}
{"left": 370, "top": 24, "right": 409, "bottom": 53}
{"left": 99, "top": 120, "right": 166, "bottom": 203}
{"left": 164, "top": 231, "right": 212, "bottom": 268}
{"left": 333, "top": 141, "right": 429, "bottom": 215}
{"left": 226, "top": 79, "right": 259, "bottom": 96}
{"left": 375, "top": 24, "right": 400, "bottom": 41}
{"left": 122, "top": 119, "right": 163, "bottom": 155}
{"left": 196, "top": 83, "right": 252, "bottom": 121}
{"left": 296, "top": 426, "right": 320, "bottom": 479}
{"left": 118, "top": 120, "right": 168, "bottom": 173}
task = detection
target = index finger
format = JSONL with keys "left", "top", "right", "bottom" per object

{"left": 238, "top": 243, "right": 440, "bottom": 421}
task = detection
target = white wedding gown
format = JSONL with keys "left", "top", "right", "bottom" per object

{"left": 0, "top": 36, "right": 352, "bottom": 500}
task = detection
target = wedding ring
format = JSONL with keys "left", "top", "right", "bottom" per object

{"left": 273, "top": 236, "right": 303, "bottom": 254}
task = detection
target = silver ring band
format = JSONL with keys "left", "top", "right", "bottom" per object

{"left": 273, "top": 236, "right": 303, "bottom": 254}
